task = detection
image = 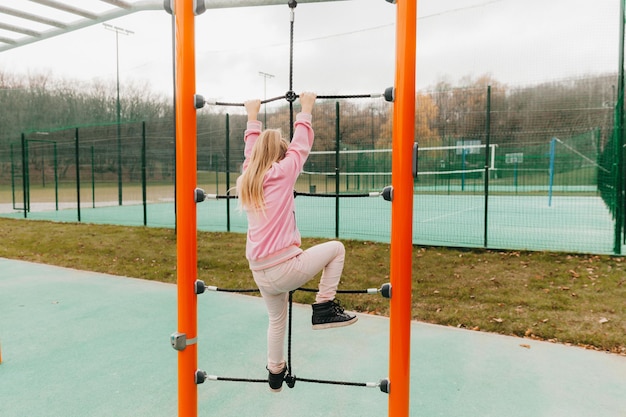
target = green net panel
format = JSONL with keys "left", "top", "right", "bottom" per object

{"left": 0, "top": 80, "right": 623, "bottom": 255}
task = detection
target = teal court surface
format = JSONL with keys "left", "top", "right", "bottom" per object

{"left": 1, "top": 257, "right": 626, "bottom": 417}
{"left": 1, "top": 193, "right": 621, "bottom": 255}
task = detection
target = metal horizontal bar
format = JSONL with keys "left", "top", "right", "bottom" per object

{"left": 29, "top": 0, "right": 99, "bottom": 20}
{"left": 0, "top": 36, "right": 17, "bottom": 45}
{"left": 0, "top": 21, "right": 42, "bottom": 37}
{"left": 99, "top": 0, "right": 134, "bottom": 9}
{"left": 0, "top": 0, "right": 162, "bottom": 53}
{"left": 0, "top": 5, "right": 68, "bottom": 29}
{"left": 204, "top": 0, "right": 349, "bottom": 8}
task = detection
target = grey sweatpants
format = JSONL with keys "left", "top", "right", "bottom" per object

{"left": 251, "top": 240, "right": 345, "bottom": 373}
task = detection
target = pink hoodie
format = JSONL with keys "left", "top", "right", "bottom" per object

{"left": 240, "top": 112, "right": 314, "bottom": 271}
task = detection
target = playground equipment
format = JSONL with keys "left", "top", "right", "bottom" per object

{"left": 166, "top": 1, "right": 416, "bottom": 416}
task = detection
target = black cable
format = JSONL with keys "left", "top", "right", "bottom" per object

{"left": 207, "top": 374, "right": 378, "bottom": 388}
{"left": 296, "top": 377, "right": 369, "bottom": 387}
{"left": 206, "top": 191, "right": 379, "bottom": 199}
{"left": 285, "top": 290, "right": 296, "bottom": 387}
{"left": 209, "top": 93, "right": 382, "bottom": 107}
{"left": 205, "top": 286, "right": 376, "bottom": 294}
{"left": 214, "top": 288, "right": 259, "bottom": 293}
{"left": 288, "top": 0, "right": 296, "bottom": 141}
{"left": 295, "top": 192, "right": 373, "bottom": 198}
{"left": 213, "top": 95, "right": 286, "bottom": 107}
{"left": 296, "top": 287, "right": 372, "bottom": 294}
{"left": 316, "top": 94, "right": 379, "bottom": 100}
{"left": 214, "top": 376, "right": 266, "bottom": 383}
{"left": 212, "top": 194, "right": 239, "bottom": 200}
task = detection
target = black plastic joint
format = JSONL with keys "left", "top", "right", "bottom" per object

{"left": 381, "top": 186, "right": 393, "bottom": 202}
{"left": 380, "top": 283, "right": 392, "bottom": 299}
{"left": 195, "top": 369, "right": 207, "bottom": 384}
{"left": 384, "top": 86, "right": 395, "bottom": 102}
{"left": 288, "top": 0, "right": 298, "bottom": 8}
{"left": 285, "top": 374, "right": 296, "bottom": 388}
{"left": 194, "top": 188, "right": 206, "bottom": 203}
{"left": 194, "top": 94, "right": 205, "bottom": 109}
{"left": 195, "top": 280, "right": 206, "bottom": 295}
{"left": 285, "top": 90, "right": 297, "bottom": 103}
{"left": 412, "top": 142, "right": 419, "bottom": 178}
{"left": 380, "top": 378, "right": 390, "bottom": 393}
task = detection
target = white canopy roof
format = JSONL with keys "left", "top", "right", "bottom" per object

{"left": 0, "top": 0, "right": 346, "bottom": 53}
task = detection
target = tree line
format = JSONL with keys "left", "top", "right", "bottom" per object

{"left": 0, "top": 69, "right": 618, "bottom": 182}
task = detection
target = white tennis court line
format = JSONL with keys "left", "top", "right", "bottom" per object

{"left": 417, "top": 205, "right": 482, "bottom": 223}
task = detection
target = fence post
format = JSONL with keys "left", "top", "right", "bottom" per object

{"left": 548, "top": 137, "right": 556, "bottom": 207}
{"left": 335, "top": 101, "right": 340, "bottom": 238}
{"left": 10, "top": 143, "right": 16, "bottom": 210}
{"left": 226, "top": 113, "right": 231, "bottom": 232}
{"left": 20, "top": 133, "right": 27, "bottom": 218}
{"left": 483, "top": 85, "right": 491, "bottom": 248}
{"left": 614, "top": 0, "right": 625, "bottom": 254}
{"left": 91, "top": 145, "right": 95, "bottom": 209}
{"left": 142, "top": 121, "right": 147, "bottom": 226}
{"left": 75, "top": 128, "right": 81, "bottom": 222}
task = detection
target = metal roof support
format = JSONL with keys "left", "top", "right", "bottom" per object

{"left": 0, "top": 0, "right": 350, "bottom": 53}
{"left": 203, "top": 0, "right": 347, "bottom": 8}
{"left": 29, "top": 0, "right": 99, "bottom": 20}
{"left": 0, "top": 0, "right": 163, "bottom": 52}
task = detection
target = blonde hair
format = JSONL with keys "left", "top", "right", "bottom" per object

{"left": 238, "top": 129, "right": 288, "bottom": 211}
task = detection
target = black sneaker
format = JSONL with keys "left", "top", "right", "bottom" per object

{"left": 311, "top": 299, "right": 358, "bottom": 330}
{"left": 267, "top": 364, "right": 287, "bottom": 392}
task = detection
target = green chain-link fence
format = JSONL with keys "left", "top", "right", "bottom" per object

{"left": 0, "top": 83, "right": 624, "bottom": 254}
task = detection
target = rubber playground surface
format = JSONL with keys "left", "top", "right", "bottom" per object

{"left": 1, "top": 258, "right": 626, "bottom": 417}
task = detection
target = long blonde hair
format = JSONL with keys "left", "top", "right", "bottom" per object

{"left": 238, "top": 129, "right": 288, "bottom": 211}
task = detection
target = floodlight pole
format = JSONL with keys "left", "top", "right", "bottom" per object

{"left": 104, "top": 23, "right": 134, "bottom": 206}
{"left": 258, "top": 71, "right": 275, "bottom": 125}
{"left": 614, "top": 0, "right": 625, "bottom": 254}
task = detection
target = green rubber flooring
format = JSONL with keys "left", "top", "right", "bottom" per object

{"left": 1, "top": 258, "right": 625, "bottom": 417}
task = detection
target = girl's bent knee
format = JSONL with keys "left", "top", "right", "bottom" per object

{"left": 331, "top": 240, "right": 345, "bottom": 255}
{"left": 336, "top": 241, "right": 345, "bottom": 258}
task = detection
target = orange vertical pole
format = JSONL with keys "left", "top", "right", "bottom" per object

{"left": 174, "top": 1, "right": 198, "bottom": 417}
{"left": 388, "top": 1, "right": 417, "bottom": 417}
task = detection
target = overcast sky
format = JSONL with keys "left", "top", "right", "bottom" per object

{"left": 0, "top": 0, "right": 621, "bottom": 102}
